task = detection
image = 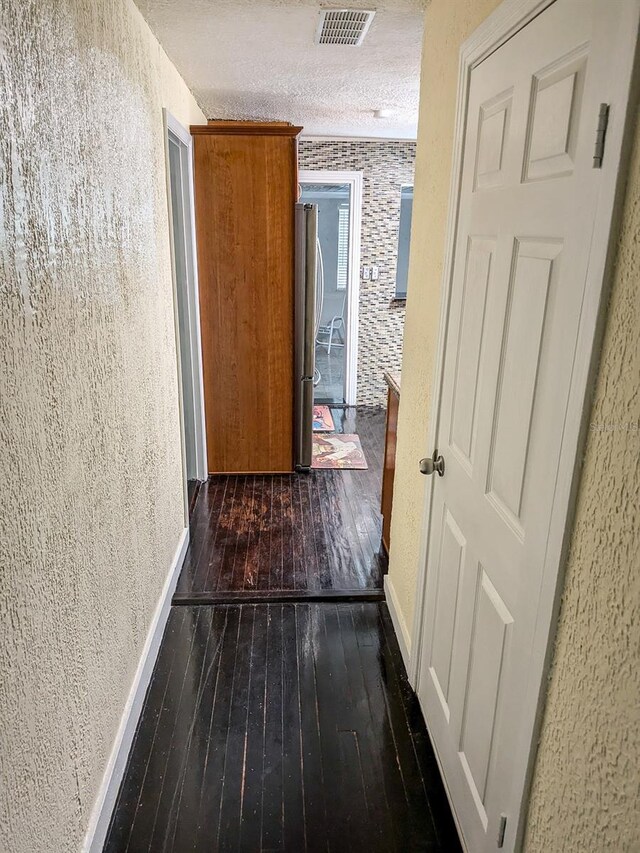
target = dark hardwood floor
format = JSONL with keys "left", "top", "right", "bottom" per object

{"left": 104, "top": 602, "right": 461, "bottom": 853}
{"left": 104, "top": 406, "right": 461, "bottom": 852}
{"left": 188, "top": 479, "right": 201, "bottom": 516}
{"left": 175, "top": 407, "right": 387, "bottom": 602}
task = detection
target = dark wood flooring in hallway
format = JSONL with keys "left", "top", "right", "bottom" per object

{"left": 104, "top": 406, "right": 461, "bottom": 852}
{"left": 104, "top": 603, "right": 461, "bottom": 853}
{"left": 174, "top": 407, "right": 387, "bottom": 602}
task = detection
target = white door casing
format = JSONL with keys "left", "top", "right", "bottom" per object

{"left": 163, "top": 110, "right": 208, "bottom": 506}
{"left": 298, "top": 170, "right": 363, "bottom": 406}
{"left": 413, "top": 1, "right": 640, "bottom": 851}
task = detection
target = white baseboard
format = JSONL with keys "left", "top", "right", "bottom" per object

{"left": 384, "top": 574, "right": 412, "bottom": 676}
{"left": 82, "top": 526, "right": 189, "bottom": 853}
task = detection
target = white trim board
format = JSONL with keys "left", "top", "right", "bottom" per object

{"left": 163, "top": 109, "right": 208, "bottom": 503}
{"left": 301, "top": 135, "right": 418, "bottom": 143}
{"left": 383, "top": 575, "right": 412, "bottom": 674}
{"left": 82, "top": 527, "right": 189, "bottom": 853}
{"left": 407, "top": 0, "right": 640, "bottom": 850}
{"left": 299, "top": 169, "right": 363, "bottom": 406}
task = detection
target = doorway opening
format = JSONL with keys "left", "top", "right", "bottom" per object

{"left": 164, "top": 111, "right": 208, "bottom": 517}
{"left": 301, "top": 182, "right": 349, "bottom": 404}
{"left": 299, "top": 170, "right": 362, "bottom": 408}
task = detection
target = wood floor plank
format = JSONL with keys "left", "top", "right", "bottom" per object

{"left": 238, "top": 605, "right": 269, "bottom": 851}
{"left": 223, "top": 476, "right": 251, "bottom": 593}
{"left": 203, "top": 475, "right": 239, "bottom": 593}
{"left": 189, "top": 606, "right": 242, "bottom": 850}
{"left": 256, "top": 476, "right": 275, "bottom": 592}
{"left": 323, "top": 605, "right": 371, "bottom": 852}
{"left": 157, "top": 608, "right": 222, "bottom": 849}
{"left": 378, "top": 605, "right": 462, "bottom": 852}
{"left": 291, "top": 475, "right": 307, "bottom": 591}
{"left": 279, "top": 474, "right": 295, "bottom": 591}
{"left": 166, "top": 606, "right": 228, "bottom": 849}
{"left": 261, "top": 604, "right": 285, "bottom": 851}
{"left": 268, "top": 475, "right": 286, "bottom": 591}
{"left": 314, "top": 470, "right": 356, "bottom": 588}
{"left": 235, "top": 475, "right": 256, "bottom": 590}
{"left": 328, "top": 471, "right": 369, "bottom": 584}
{"left": 145, "top": 608, "right": 216, "bottom": 852}
{"left": 216, "top": 606, "right": 256, "bottom": 851}
{"left": 295, "top": 604, "right": 330, "bottom": 853}
{"left": 307, "top": 604, "right": 345, "bottom": 852}
{"left": 103, "top": 609, "right": 189, "bottom": 850}
{"left": 334, "top": 468, "right": 380, "bottom": 585}
{"left": 336, "top": 604, "right": 397, "bottom": 851}
{"left": 176, "top": 477, "right": 226, "bottom": 594}
{"left": 281, "top": 604, "right": 306, "bottom": 852}
{"left": 374, "top": 605, "right": 443, "bottom": 850}
{"left": 307, "top": 471, "right": 334, "bottom": 590}
{"left": 310, "top": 603, "right": 369, "bottom": 852}
{"left": 172, "top": 588, "right": 384, "bottom": 605}
{"left": 124, "top": 608, "right": 203, "bottom": 849}
{"left": 350, "top": 603, "right": 430, "bottom": 851}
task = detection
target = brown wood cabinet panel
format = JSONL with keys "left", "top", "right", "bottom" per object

{"left": 193, "top": 128, "right": 299, "bottom": 473}
{"left": 381, "top": 387, "right": 400, "bottom": 554}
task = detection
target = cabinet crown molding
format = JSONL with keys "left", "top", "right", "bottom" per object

{"left": 191, "top": 120, "right": 303, "bottom": 137}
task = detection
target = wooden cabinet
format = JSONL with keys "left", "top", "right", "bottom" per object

{"left": 191, "top": 121, "right": 302, "bottom": 474}
{"left": 381, "top": 373, "right": 401, "bottom": 554}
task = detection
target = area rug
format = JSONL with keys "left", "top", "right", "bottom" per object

{"left": 312, "top": 433, "right": 368, "bottom": 469}
{"left": 313, "top": 405, "right": 335, "bottom": 432}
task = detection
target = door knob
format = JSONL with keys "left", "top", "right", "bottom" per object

{"left": 419, "top": 452, "right": 445, "bottom": 477}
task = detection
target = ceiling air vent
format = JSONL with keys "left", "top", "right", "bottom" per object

{"left": 315, "top": 9, "right": 376, "bottom": 46}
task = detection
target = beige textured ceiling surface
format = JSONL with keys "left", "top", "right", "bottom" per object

{"left": 134, "top": 0, "right": 426, "bottom": 138}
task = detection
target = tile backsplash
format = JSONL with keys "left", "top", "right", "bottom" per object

{"left": 299, "top": 139, "right": 416, "bottom": 406}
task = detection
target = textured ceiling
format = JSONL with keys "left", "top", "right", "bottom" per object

{"left": 134, "top": 0, "right": 426, "bottom": 138}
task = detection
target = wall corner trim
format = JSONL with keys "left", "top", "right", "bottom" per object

{"left": 384, "top": 575, "right": 412, "bottom": 677}
{"left": 82, "top": 527, "right": 190, "bottom": 853}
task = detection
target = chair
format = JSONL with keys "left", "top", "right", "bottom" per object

{"left": 316, "top": 293, "right": 346, "bottom": 354}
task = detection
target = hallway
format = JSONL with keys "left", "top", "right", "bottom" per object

{"left": 104, "top": 407, "right": 461, "bottom": 851}
{"left": 4, "top": 1, "right": 639, "bottom": 851}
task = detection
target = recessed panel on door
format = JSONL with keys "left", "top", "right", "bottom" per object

{"left": 429, "top": 505, "right": 466, "bottom": 720}
{"left": 458, "top": 567, "right": 513, "bottom": 825}
{"left": 450, "top": 237, "right": 495, "bottom": 470}
{"left": 474, "top": 90, "right": 513, "bottom": 190}
{"left": 523, "top": 49, "right": 588, "bottom": 182}
{"left": 486, "top": 239, "right": 563, "bottom": 534}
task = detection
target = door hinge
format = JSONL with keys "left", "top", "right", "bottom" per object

{"left": 497, "top": 814, "right": 507, "bottom": 848}
{"left": 593, "top": 103, "right": 610, "bottom": 168}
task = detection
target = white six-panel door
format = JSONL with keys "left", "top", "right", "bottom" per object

{"left": 416, "top": 1, "right": 635, "bottom": 850}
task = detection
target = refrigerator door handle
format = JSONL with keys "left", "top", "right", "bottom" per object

{"left": 294, "top": 203, "right": 317, "bottom": 471}
{"left": 303, "top": 205, "right": 317, "bottom": 379}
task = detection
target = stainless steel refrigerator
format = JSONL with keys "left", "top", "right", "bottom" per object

{"left": 294, "top": 203, "right": 317, "bottom": 471}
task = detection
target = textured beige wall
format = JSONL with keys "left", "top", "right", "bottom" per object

{"left": 389, "top": 0, "right": 640, "bottom": 849}
{"left": 523, "top": 115, "right": 640, "bottom": 852}
{"left": 0, "top": 1, "right": 205, "bottom": 851}
{"left": 388, "top": 0, "right": 502, "bottom": 636}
